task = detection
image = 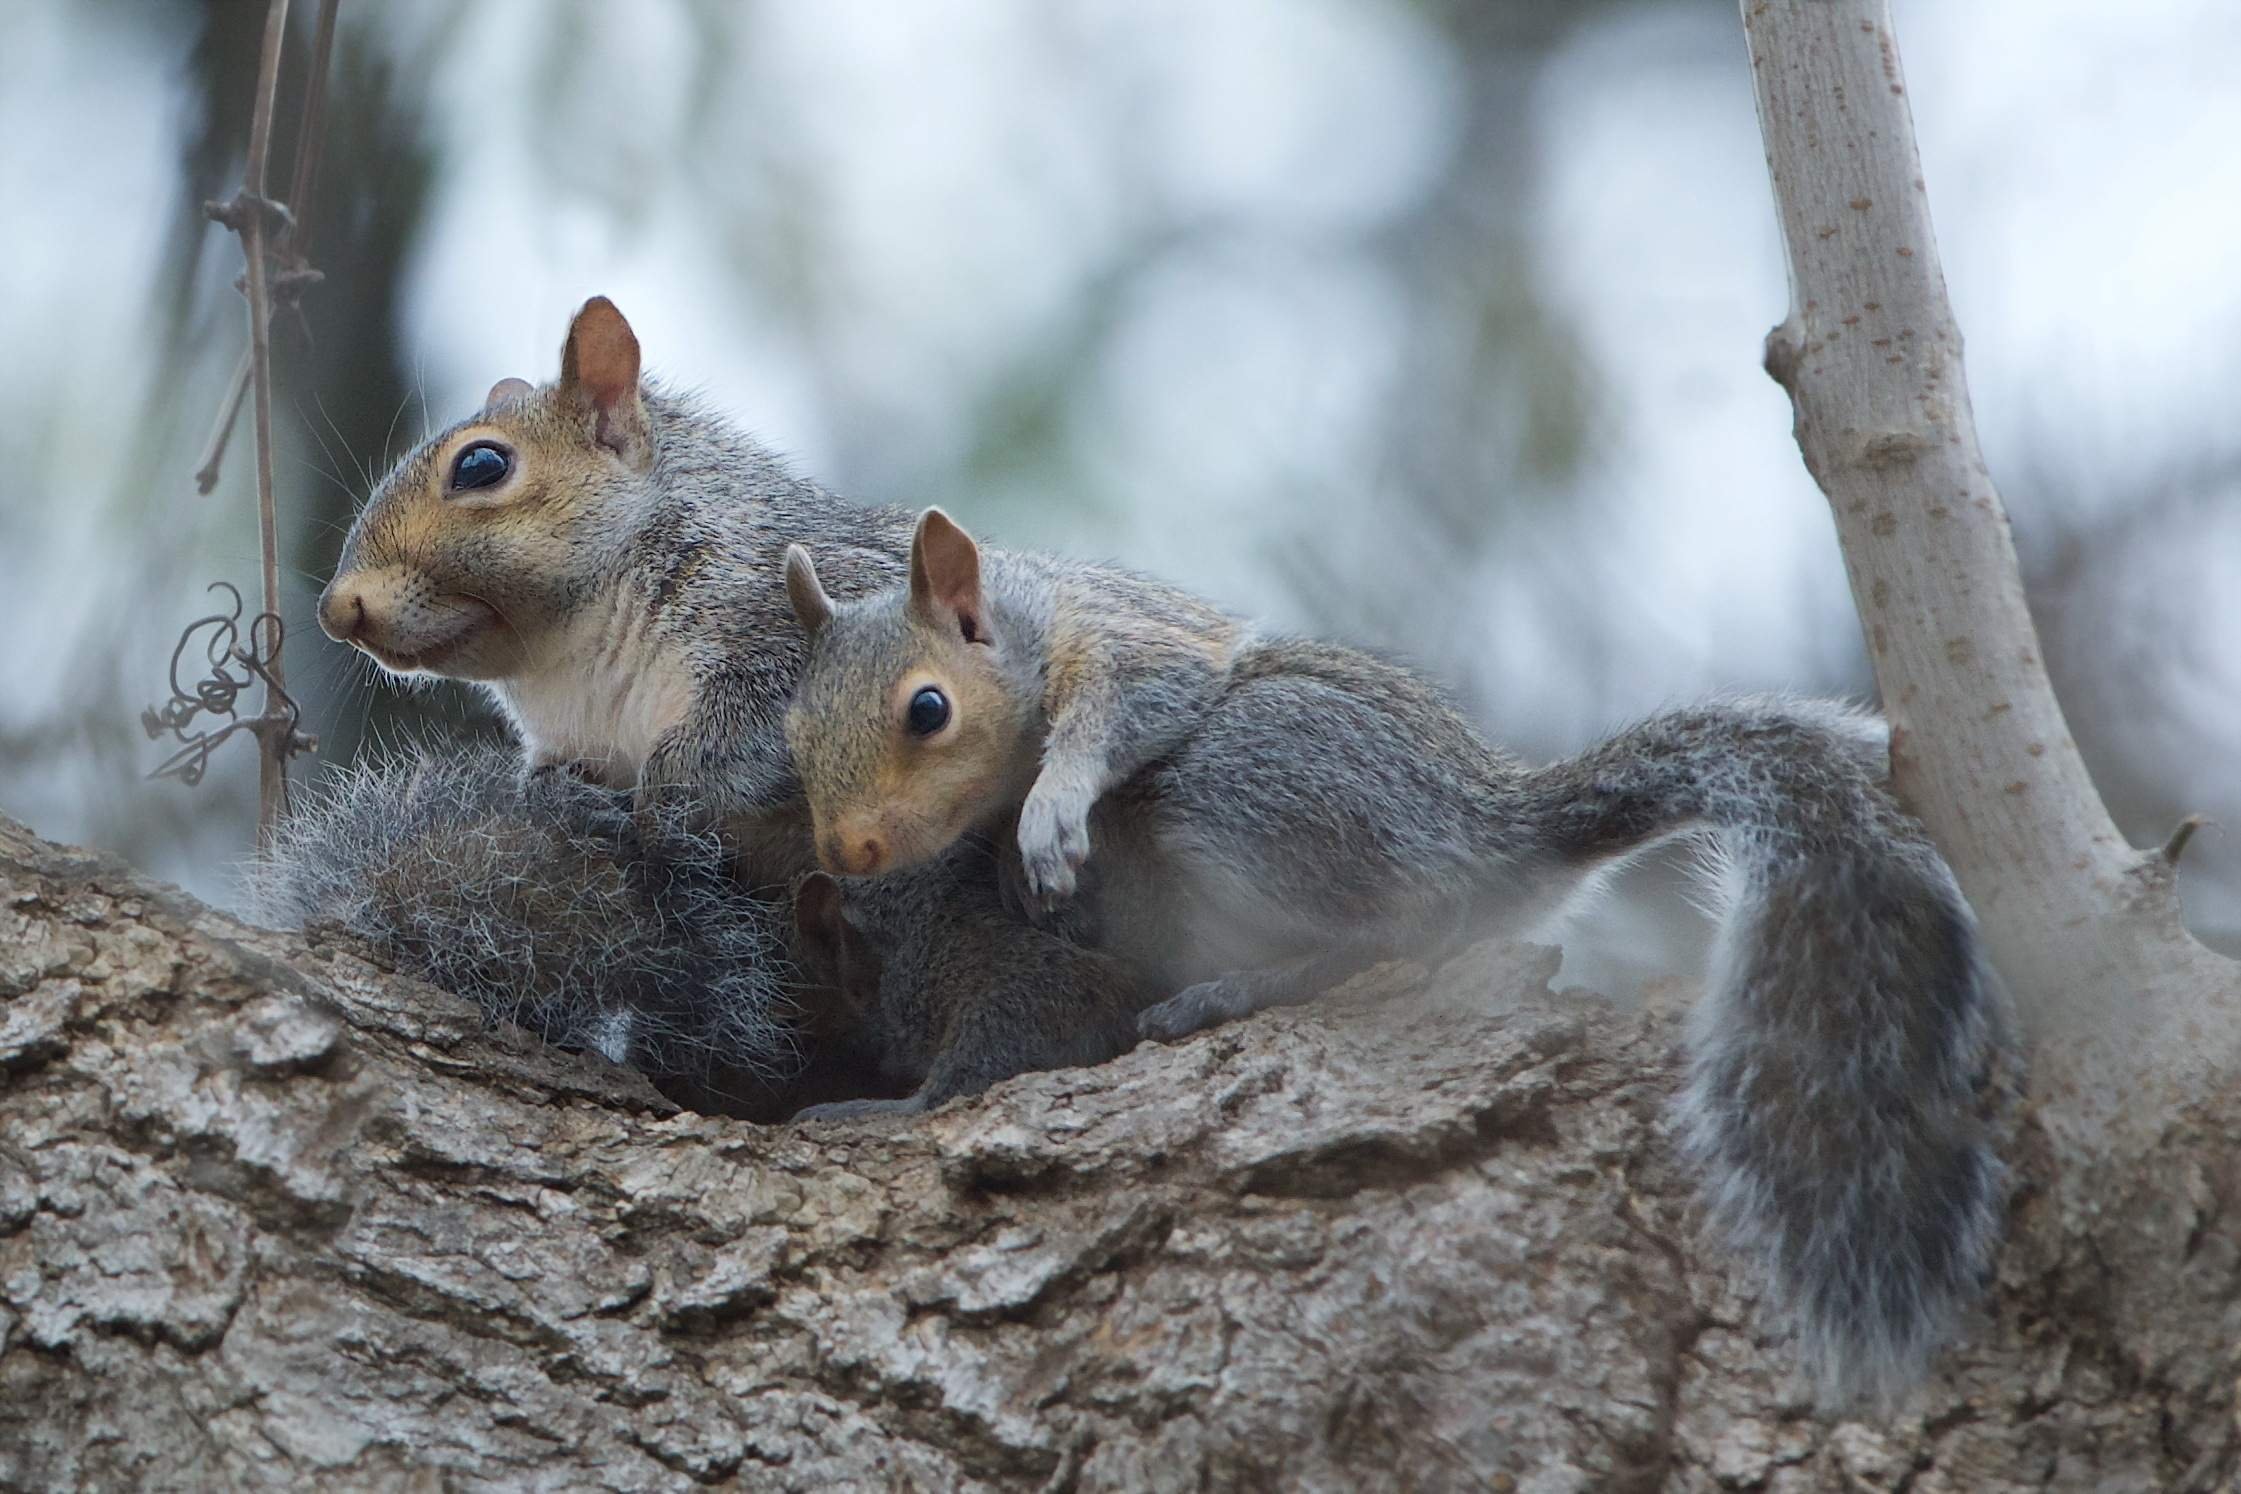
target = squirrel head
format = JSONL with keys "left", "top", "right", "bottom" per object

{"left": 783, "top": 508, "right": 1036, "bottom": 878}
{"left": 317, "top": 296, "right": 656, "bottom": 681}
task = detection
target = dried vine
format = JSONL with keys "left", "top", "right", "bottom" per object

{"left": 141, "top": 583, "right": 315, "bottom": 788}
{"left": 153, "top": 0, "right": 341, "bottom": 846}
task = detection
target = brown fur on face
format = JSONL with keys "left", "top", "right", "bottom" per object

{"left": 784, "top": 530, "right": 1040, "bottom": 877}
{"left": 318, "top": 297, "right": 653, "bottom": 683}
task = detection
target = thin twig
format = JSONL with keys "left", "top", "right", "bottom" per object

{"left": 286, "top": 0, "right": 342, "bottom": 259}
{"left": 177, "top": 0, "right": 342, "bottom": 844}
{"left": 141, "top": 583, "right": 317, "bottom": 787}
{"left": 194, "top": 352, "right": 253, "bottom": 495}
{"left": 196, "top": 0, "right": 340, "bottom": 496}
{"left": 240, "top": 0, "right": 292, "bottom": 845}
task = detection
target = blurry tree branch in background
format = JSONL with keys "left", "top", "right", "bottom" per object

{"left": 1740, "top": 0, "right": 2239, "bottom": 1145}
{"left": 167, "top": 0, "right": 339, "bottom": 846}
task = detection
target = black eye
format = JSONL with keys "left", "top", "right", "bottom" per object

{"left": 906, "top": 686, "right": 950, "bottom": 737}
{"left": 450, "top": 442, "right": 512, "bottom": 492}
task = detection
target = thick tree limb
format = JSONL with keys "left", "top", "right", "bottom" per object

{"left": 3, "top": 816, "right": 2236, "bottom": 1489}
{"left": 1739, "top": 0, "right": 2240, "bottom": 1141}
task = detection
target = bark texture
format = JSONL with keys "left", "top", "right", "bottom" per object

{"left": 4, "top": 814, "right": 2237, "bottom": 1491}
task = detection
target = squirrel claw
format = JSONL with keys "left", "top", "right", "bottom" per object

{"left": 1016, "top": 790, "right": 1092, "bottom": 911}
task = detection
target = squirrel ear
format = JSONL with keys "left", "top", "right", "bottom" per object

{"left": 484, "top": 377, "right": 533, "bottom": 409}
{"left": 558, "top": 296, "right": 650, "bottom": 469}
{"left": 792, "top": 871, "right": 845, "bottom": 947}
{"left": 791, "top": 872, "right": 876, "bottom": 1029}
{"left": 785, "top": 545, "right": 834, "bottom": 635}
{"left": 908, "top": 508, "right": 988, "bottom": 644}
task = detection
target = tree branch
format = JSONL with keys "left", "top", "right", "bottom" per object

{"left": 5, "top": 809, "right": 2240, "bottom": 1486}
{"left": 1738, "top": 0, "right": 2239, "bottom": 1141}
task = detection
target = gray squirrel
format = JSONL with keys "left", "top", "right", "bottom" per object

{"left": 298, "top": 295, "right": 2011, "bottom": 1402}
{"left": 314, "top": 295, "right": 918, "bottom": 885}
{"left": 782, "top": 507, "right": 2014, "bottom": 1403}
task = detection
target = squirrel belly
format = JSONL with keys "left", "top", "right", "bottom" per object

{"left": 789, "top": 849, "right": 1158, "bottom": 1121}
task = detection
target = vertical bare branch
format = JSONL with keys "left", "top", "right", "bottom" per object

{"left": 193, "top": 0, "right": 337, "bottom": 502}
{"left": 189, "top": 0, "right": 340, "bottom": 843}
{"left": 239, "top": 0, "right": 293, "bottom": 845}
{"left": 1739, "top": 0, "right": 2238, "bottom": 1139}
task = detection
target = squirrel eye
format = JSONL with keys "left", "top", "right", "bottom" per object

{"left": 906, "top": 686, "right": 951, "bottom": 737}
{"left": 450, "top": 441, "right": 512, "bottom": 493}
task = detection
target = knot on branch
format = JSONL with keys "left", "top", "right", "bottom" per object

{"left": 203, "top": 191, "right": 294, "bottom": 239}
{"left": 141, "top": 582, "right": 317, "bottom": 787}
{"left": 1762, "top": 321, "right": 1805, "bottom": 389}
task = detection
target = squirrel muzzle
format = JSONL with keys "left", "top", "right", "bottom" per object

{"left": 817, "top": 818, "right": 892, "bottom": 878}
{"left": 319, "top": 568, "right": 508, "bottom": 678}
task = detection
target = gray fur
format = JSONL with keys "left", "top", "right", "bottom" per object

{"left": 793, "top": 846, "right": 1157, "bottom": 1119}
{"left": 1123, "top": 673, "right": 2006, "bottom": 1406}
{"left": 246, "top": 744, "right": 833, "bottom": 1119}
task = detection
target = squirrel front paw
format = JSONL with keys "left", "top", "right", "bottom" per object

{"left": 1016, "top": 781, "right": 1095, "bottom": 913}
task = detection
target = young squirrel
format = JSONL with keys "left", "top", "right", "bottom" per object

{"left": 317, "top": 296, "right": 918, "bottom": 883}
{"left": 786, "top": 852, "right": 1154, "bottom": 1121}
{"left": 783, "top": 506, "right": 2012, "bottom": 1403}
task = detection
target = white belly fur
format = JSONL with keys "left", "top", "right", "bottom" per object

{"left": 488, "top": 588, "right": 694, "bottom": 787}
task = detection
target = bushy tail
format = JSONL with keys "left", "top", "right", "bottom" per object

{"left": 244, "top": 743, "right": 819, "bottom": 1118}
{"left": 1526, "top": 696, "right": 2011, "bottom": 1403}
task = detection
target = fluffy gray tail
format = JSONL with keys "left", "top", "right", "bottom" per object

{"left": 245, "top": 743, "right": 811, "bottom": 1116}
{"left": 1526, "top": 697, "right": 2010, "bottom": 1403}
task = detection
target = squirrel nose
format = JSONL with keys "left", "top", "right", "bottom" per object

{"left": 822, "top": 831, "right": 888, "bottom": 877}
{"left": 318, "top": 579, "right": 367, "bottom": 643}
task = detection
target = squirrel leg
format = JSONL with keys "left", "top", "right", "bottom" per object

{"left": 1135, "top": 944, "right": 1388, "bottom": 1044}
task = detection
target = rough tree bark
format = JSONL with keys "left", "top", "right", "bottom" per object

{"left": 1740, "top": 0, "right": 2241, "bottom": 1145}
{"left": 4, "top": 813, "right": 2238, "bottom": 1491}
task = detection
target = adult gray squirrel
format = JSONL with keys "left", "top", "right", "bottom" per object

{"left": 290, "top": 295, "right": 2013, "bottom": 1402}
{"left": 782, "top": 507, "right": 2016, "bottom": 1402}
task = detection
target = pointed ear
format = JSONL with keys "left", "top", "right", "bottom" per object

{"left": 791, "top": 872, "right": 875, "bottom": 1031}
{"left": 484, "top": 376, "right": 533, "bottom": 409}
{"left": 908, "top": 508, "right": 988, "bottom": 643}
{"left": 785, "top": 545, "right": 834, "bottom": 635}
{"left": 558, "top": 296, "right": 650, "bottom": 467}
{"left": 793, "top": 871, "right": 845, "bottom": 950}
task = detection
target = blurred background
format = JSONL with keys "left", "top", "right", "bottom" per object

{"left": 1, "top": 0, "right": 2234, "bottom": 982}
